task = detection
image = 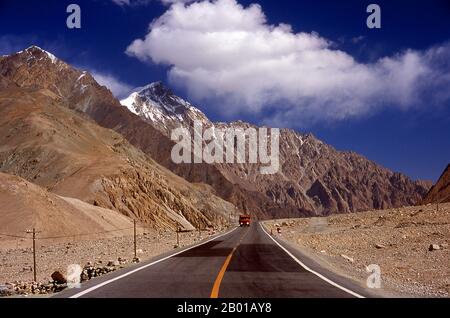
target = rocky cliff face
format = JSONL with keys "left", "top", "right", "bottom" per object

{"left": 0, "top": 46, "right": 431, "bottom": 219}
{"left": 423, "top": 164, "right": 450, "bottom": 204}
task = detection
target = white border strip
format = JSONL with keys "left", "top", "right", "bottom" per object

{"left": 260, "top": 223, "right": 365, "bottom": 298}
{"left": 69, "top": 227, "right": 238, "bottom": 298}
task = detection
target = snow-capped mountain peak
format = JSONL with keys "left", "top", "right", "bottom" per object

{"left": 120, "top": 92, "right": 139, "bottom": 110}
{"left": 120, "top": 82, "right": 210, "bottom": 134}
{"left": 139, "top": 81, "right": 171, "bottom": 96}
{"left": 16, "top": 45, "right": 60, "bottom": 64}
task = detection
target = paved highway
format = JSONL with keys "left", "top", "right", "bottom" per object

{"left": 57, "top": 223, "right": 374, "bottom": 298}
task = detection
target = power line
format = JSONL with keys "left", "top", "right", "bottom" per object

{"left": 38, "top": 227, "right": 134, "bottom": 240}
{"left": 0, "top": 226, "right": 135, "bottom": 240}
{"left": 0, "top": 233, "right": 29, "bottom": 239}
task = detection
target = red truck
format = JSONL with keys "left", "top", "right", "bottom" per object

{"left": 239, "top": 215, "right": 251, "bottom": 227}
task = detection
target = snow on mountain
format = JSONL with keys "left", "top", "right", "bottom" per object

{"left": 120, "top": 82, "right": 210, "bottom": 134}
{"left": 17, "top": 45, "right": 59, "bottom": 64}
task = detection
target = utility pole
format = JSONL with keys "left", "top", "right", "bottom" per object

{"left": 25, "top": 228, "right": 39, "bottom": 282}
{"left": 33, "top": 228, "right": 36, "bottom": 282}
{"left": 133, "top": 220, "right": 137, "bottom": 259}
{"left": 26, "top": 228, "right": 38, "bottom": 282}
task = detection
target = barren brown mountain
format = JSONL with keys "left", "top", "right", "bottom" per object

{"left": 0, "top": 84, "right": 236, "bottom": 230}
{"left": 423, "top": 164, "right": 450, "bottom": 204}
{"left": 0, "top": 46, "right": 431, "bottom": 219}
{"left": 0, "top": 47, "right": 288, "bottom": 219}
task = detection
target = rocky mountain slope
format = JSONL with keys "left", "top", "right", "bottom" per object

{"left": 0, "top": 82, "right": 236, "bottom": 230}
{"left": 423, "top": 164, "right": 450, "bottom": 204}
{"left": 0, "top": 46, "right": 431, "bottom": 219}
{"left": 121, "top": 82, "right": 431, "bottom": 217}
{"left": 0, "top": 46, "right": 281, "bottom": 218}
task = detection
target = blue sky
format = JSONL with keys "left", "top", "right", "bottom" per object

{"left": 0, "top": 0, "right": 449, "bottom": 182}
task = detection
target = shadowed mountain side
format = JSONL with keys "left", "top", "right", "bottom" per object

{"left": 423, "top": 164, "right": 450, "bottom": 204}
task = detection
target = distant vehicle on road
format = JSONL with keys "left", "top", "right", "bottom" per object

{"left": 239, "top": 215, "right": 251, "bottom": 227}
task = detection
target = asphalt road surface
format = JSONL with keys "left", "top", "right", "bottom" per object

{"left": 57, "top": 223, "right": 375, "bottom": 298}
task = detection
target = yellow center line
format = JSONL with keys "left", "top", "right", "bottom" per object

{"left": 210, "top": 228, "right": 250, "bottom": 298}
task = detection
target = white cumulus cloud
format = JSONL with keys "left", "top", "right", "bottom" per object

{"left": 126, "top": 0, "right": 450, "bottom": 126}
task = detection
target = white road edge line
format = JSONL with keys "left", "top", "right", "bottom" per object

{"left": 260, "top": 223, "right": 365, "bottom": 299}
{"left": 69, "top": 227, "right": 238, "bottom": 298}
